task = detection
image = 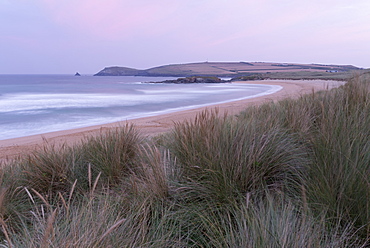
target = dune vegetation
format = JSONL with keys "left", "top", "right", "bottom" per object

{"left": 0, "top": 74, "right": 369, "bottom": 247}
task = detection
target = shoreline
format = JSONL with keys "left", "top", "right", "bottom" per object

{"left": 0, "top": 80, "right": 345, "bottom": 161}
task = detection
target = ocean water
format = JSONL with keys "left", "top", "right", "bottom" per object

{"left": 0, "top": 75, "right": 282, "bottom": 140}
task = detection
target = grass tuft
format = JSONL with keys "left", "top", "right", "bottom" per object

{"left": 1, "top": 75, "right": 369, "bottom": 246}
{"left": 167, "top": 109, "right": 308, "bottom": 203}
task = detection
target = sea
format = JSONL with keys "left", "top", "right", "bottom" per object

{"left": 0, "top": 75, "right": 282, "bottom": 140}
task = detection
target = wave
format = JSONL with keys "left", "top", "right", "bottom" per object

{"left": 0, "top": 83, "right": 281, "bottom": 140}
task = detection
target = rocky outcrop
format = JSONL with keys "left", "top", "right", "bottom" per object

{"left": 231, "top": 75, "right": 264, "bottom": 81}
{"left": 152, "top": 76, "right": 225, "bottom": 84}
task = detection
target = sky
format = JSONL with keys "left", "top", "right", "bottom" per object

{"left": 1, "top": 0, "right": 370, "bottom": 74}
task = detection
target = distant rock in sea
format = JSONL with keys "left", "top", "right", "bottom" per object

{"left": 75, "top": 72, "right": 81, "bottom": 76}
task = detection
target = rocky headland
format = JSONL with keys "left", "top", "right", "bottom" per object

{"left": 150, "top": 76, "right": 225, "bottom": 84}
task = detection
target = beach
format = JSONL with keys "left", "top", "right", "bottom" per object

{"left": 0, "top": 80, "right": 344, "bottom": 161}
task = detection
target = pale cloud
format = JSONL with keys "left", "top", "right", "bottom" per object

{"left": 207, "top": 0, "right": 370, "bottom": 48}
{"left": 35, "top": 0, "right": 370, "bottom": 45}
{"left": 37, "top": 0, "right": 181, "bottom": 39}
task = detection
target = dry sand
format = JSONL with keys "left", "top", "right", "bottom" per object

{"left": 0, "top": 80, "right": 344, "bottom": 161}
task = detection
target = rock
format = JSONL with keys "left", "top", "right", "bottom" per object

{"left": 75, "top": 72, "right": 81, "bottom": 76}
{"left": 231, "top": 75, "right": 264, "bottom": 81}
{"left": 152, "top": 76, "right": 224, "bottom": 84}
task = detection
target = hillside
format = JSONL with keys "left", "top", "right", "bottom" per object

{"left": 94, "top": 61, "right": 361, "bottom": 78}
{"left": 93, "top": 66, "right": 140, "bottom": 76}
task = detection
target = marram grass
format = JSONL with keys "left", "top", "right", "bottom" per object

{"left": 1, "top": 75, "right": 369, "bottom": 247}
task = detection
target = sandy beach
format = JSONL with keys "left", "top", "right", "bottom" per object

{"left": 0, "top": 80, "right": 344, "bottom": 161}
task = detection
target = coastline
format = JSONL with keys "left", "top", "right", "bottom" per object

{"left": 0, "top": 80, "right": 345, "bottom": 161}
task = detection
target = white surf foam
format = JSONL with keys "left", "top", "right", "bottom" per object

{"left": 0, "top": 83, "right": 282, "bottom": 140}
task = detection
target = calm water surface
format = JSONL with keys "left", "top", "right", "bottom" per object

{"left": 0, "top": 75, "right": 282, "bottom": 140}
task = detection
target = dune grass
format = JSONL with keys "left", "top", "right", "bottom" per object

{"left": 168, "top": 109, "right": 308, "bottom": 204}
{"left": 0, "top": 75, "right": 369, "bottom": 247}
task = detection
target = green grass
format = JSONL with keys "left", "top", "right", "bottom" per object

{"left": 1, "top": 75, "right": 369, "bottom": 247}
{"left": 233, "top": 70, "right": 354, "bottom": 81}
{"left": 167, "top": 110, "right": 308, "bottom": 204}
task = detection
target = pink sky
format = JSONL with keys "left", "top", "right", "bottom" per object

{"left": 1, "top": 0, "right": 370, "bottom": 74}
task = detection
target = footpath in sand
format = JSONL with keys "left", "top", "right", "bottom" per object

{"left": 0, "top": 80, "right": 345, "bottom": 161}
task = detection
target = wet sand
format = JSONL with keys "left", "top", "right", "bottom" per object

{"left": 0, "top": 80, "right": 344, "bottom": 161}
